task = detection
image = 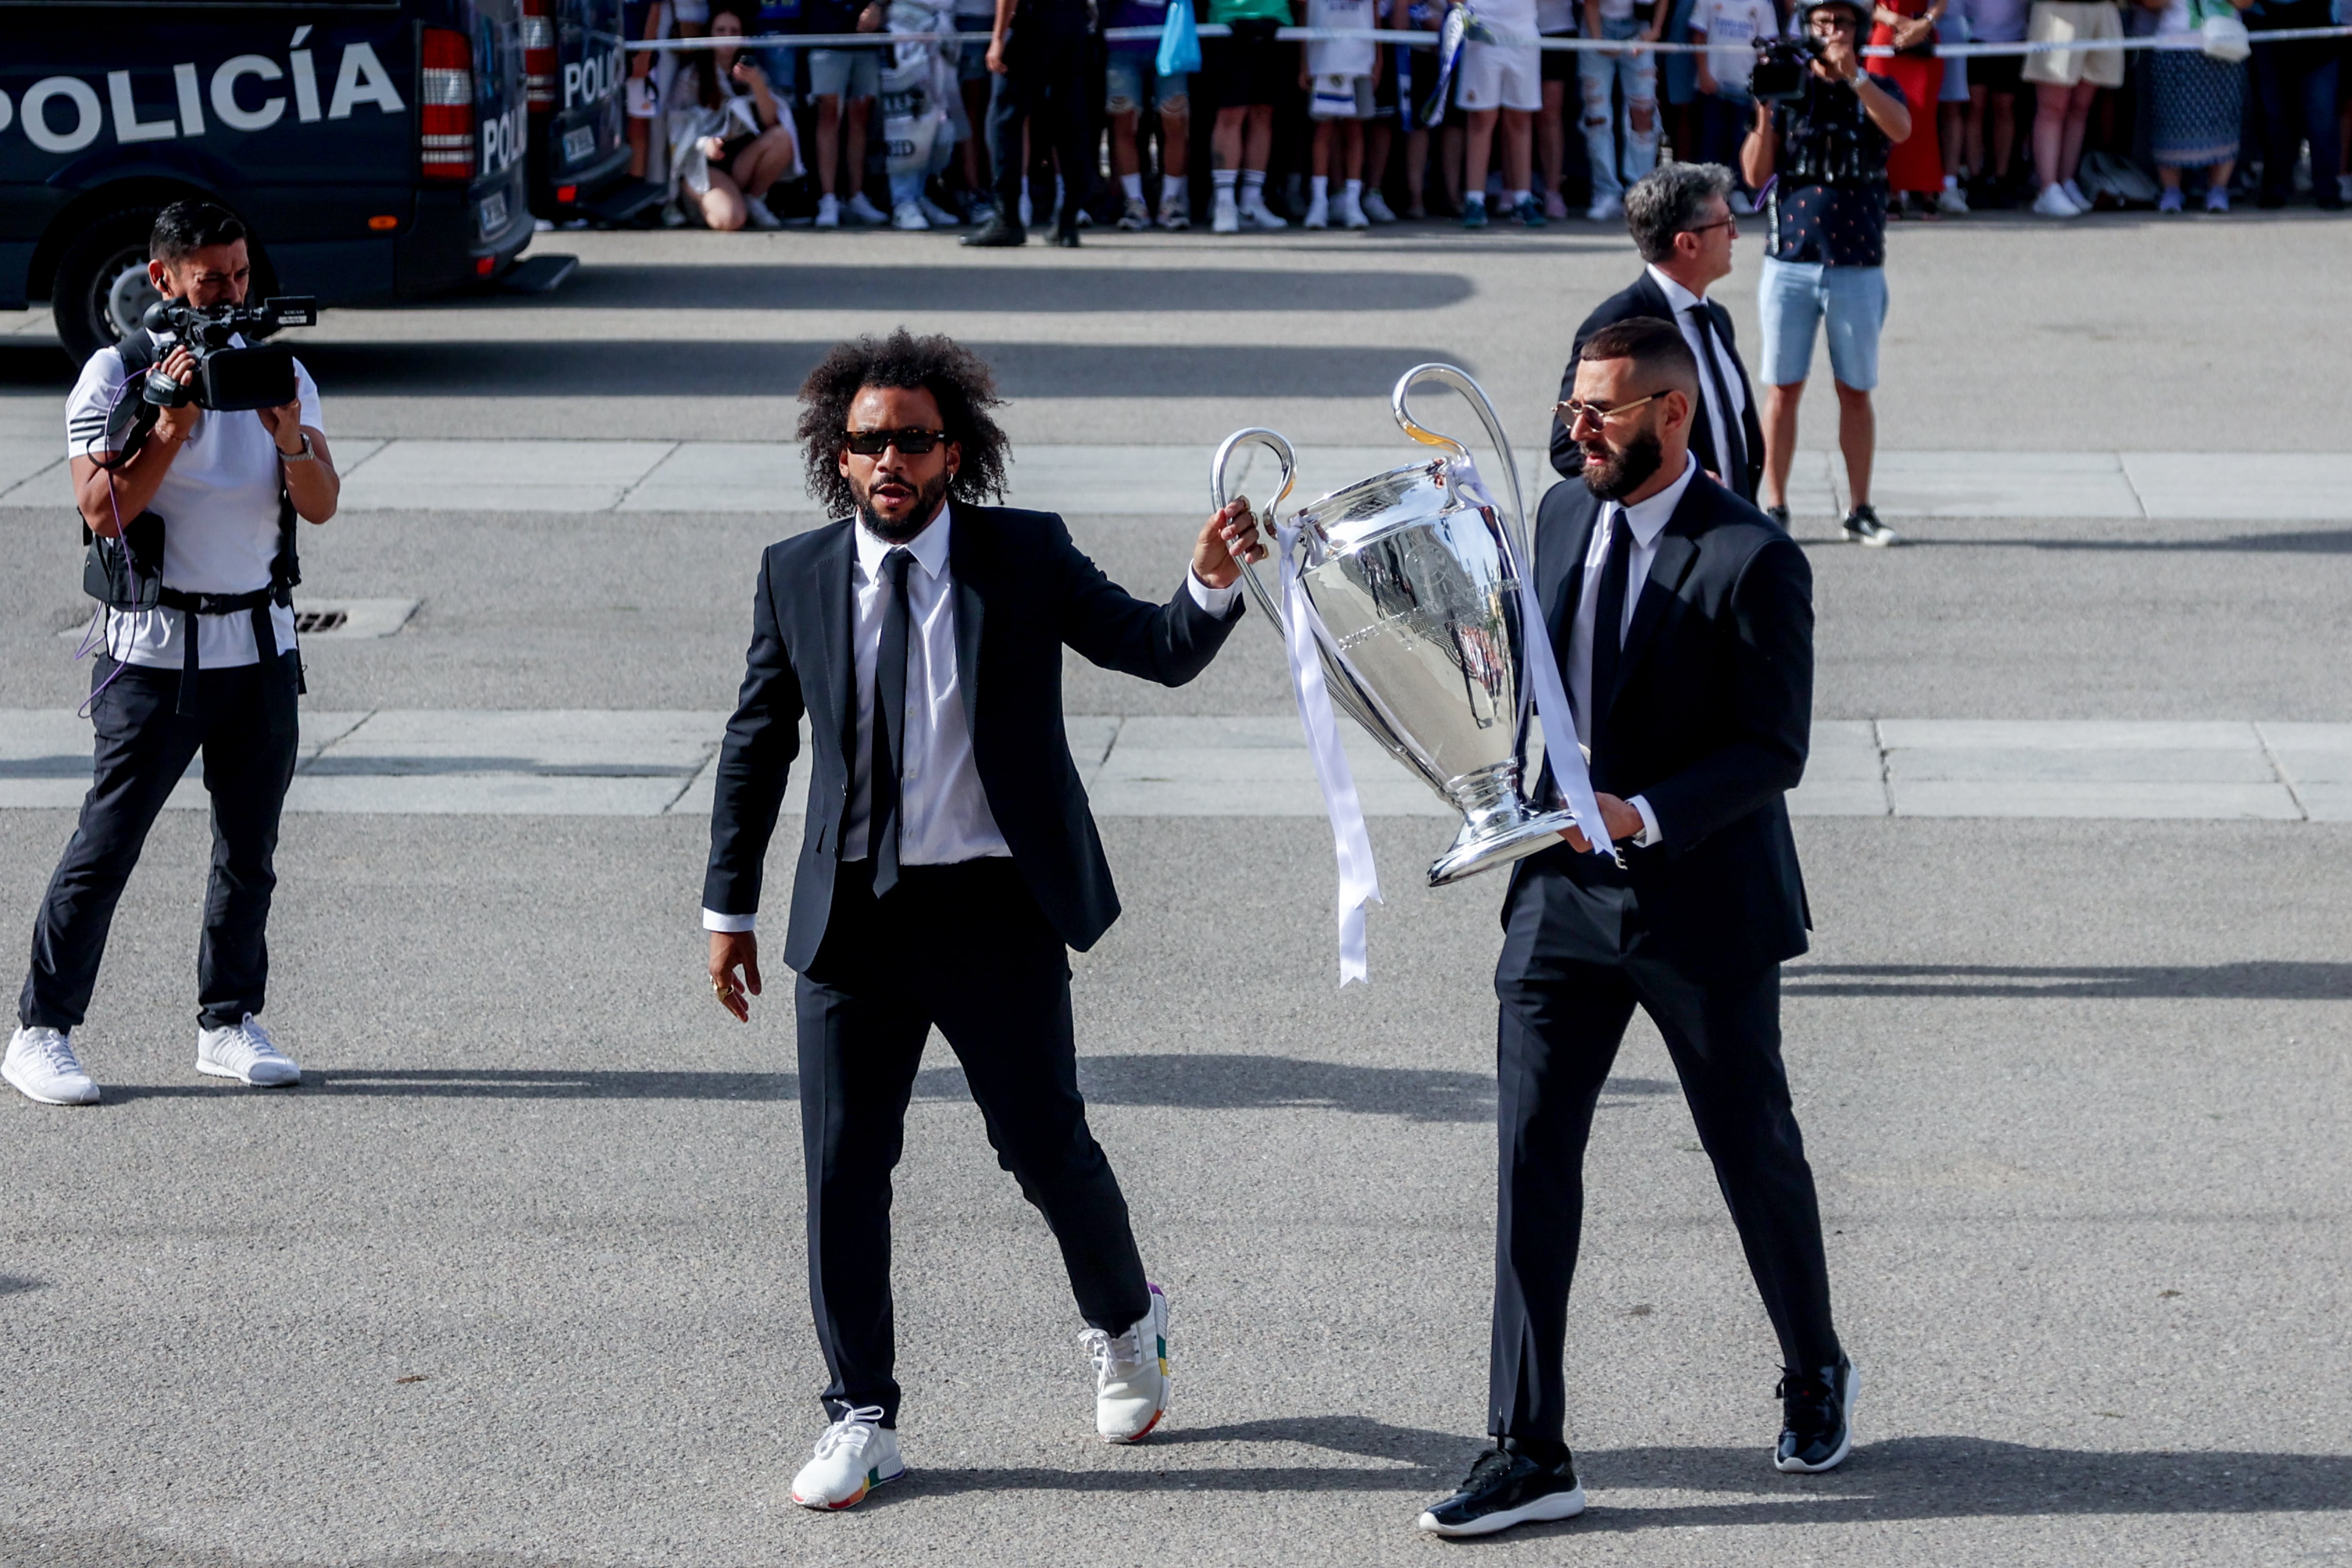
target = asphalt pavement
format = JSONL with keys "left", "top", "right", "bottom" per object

{"left": 0, "top": 215, "right": 2347, "bottom": 1568}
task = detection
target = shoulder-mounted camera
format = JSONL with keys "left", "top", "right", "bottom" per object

{"left": 1749, "top": 35, "right": 1823, "bottom": 102}
{"left": 137, "top": 295, "right": 318, "bottom": 412}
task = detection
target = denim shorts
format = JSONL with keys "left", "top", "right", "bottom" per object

{"left": 954, "top": 14, "right": 994, "bottom": 83}
{"left": 1756, "top": 257, "right": 1888, "bottom": 390}
{"left": 1105, "top": 52, "right": 1189, "bottom": 114}
{"left": 808, "top": 47, "right": 880, "bottom": 100}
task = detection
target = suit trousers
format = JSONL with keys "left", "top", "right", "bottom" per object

{"left": 19, "top": 654, "right": 299, "bottom": 1034}
{"left": 795, "top": 856, "right": 1150, "bottom": 1425}
{"left": 1488, "top": 953, "right": 1840, "bottom": 1441}
{"left": 987, "top": 28, "right": 1095, "bottom": 233}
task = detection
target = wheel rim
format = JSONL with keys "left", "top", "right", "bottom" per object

{"left": 96, "top": 247, "right": 159, "bottom": 343}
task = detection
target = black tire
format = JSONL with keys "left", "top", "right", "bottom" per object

{"left": 51, "top": 207, "right": 162, "bottom": 365}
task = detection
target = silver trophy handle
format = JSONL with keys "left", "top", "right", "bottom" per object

{"left": 1209, "top": 427, "right": 1298, "bottom": 636}
{"left": 1391, "top": 363, "right": 1530, "bottom": 568}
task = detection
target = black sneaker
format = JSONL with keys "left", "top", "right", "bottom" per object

{"left": 960, "top": 215, "right": 1026, "bottom": 247}
{"left": 1416, "top": 1443, "right": 1585, "bottom": 1537}
{"left": 1765, "top": 503, "right": 1791, "bottom": 529}
{"left": 1774, "top": 1356, "right": 1859, "bottom": 1472}
{"left": 1842, "top": 503, "right": 1901, "bottom": 547}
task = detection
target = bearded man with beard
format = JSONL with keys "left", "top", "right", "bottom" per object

{"left": 701, "top": 331, "right": 1263, "bottom": 1511}
{"left": 1417, "top": 316, "right": 1851, "bottom": 1539}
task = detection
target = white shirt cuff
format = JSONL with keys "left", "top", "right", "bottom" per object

{"left": 1628, "top": 794, "right": 1663, "bottom": 848}
{"left": 1188, "top": 569, "right": 1241, "bottom": 617}
{"left": 702, "top": 909, "right": 757, "bottom": 933}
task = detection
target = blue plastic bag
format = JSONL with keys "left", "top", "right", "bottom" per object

{"left": 1158, "top": 0, "right": 1203, "bottom": 77}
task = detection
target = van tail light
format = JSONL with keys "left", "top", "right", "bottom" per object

{"left": 522, "top": 0, "right": 557, "bottom": 111}
{"left": 420, "top": 27, "right": 477, "bottom": 181}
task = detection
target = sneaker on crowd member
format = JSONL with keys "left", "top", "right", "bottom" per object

{"left": 2204, "top": 185, "right": 2230, "bottom": 213}
{"left": 1159, "top": 187, "right": 1192, "bottom": 229}
{"left": 790, "top": 1406, "right": 904, "bottom": 1510}
{"left": 1417, "top": 1442, "right": 1586, "bottom": 1537}
{"left": 960, "top": 190, "right": 998, "bottom": 224}
{"left": 815, "top": 192, "right": 842, "bottom": 229}
{"left": 196, "top": 1014, "right": 301, "bottom": 1087}
{"left": 2061, "top": 177, "right": 2090, "bottom": 212}
{"left": 1304, "top": 185, "right": 1332, "bottom": 228}
{"left": 1462, "top": 192, "right": 1489, "bottom": 228}
{"left": 1842, "top": 503, "right": 1900, "bottom": 547}
{"left": 1118, "top": 196, "right": 1152, "bottom": 230}
{"left": 1775, "top": 1357, "right": 1860, "bottom": 1472}
{"left": 1362, "top": 188, "right": 1398, "bottom": 223}
{"left": 1212, "top": 186, "right": 1241, "bottom": 232}
{"left": 660, "top": 200, "right": 690, "bottom": 228}
{"left": 2030, "top": 182, "right": 2081, "bottom": 217}
{"left": 744, "top": 194, "right": 784, "bottom": 230}
{"left": 961, "top": 213, "right": 1027, "bottom": 246}
{"left": 3, "top": 1026, "right": 98, "bottom": 1106}
{"left": 1083, "top": 1281, "right": 1172, "bottom": 1441}
{"left": 1514, "top": 192, "right": 1545, "bottom": 227}
{"left": 1339, "top": 182, "right": 1370, "bottom": 229}
{"left": 891, "top": 200, "right": 929, "bottom": 231}
{"left": 1935, "top": 176, "right": 1968, "bottom": 215}
{"left": 844, "top": 191, "right": 889, "bottom": 225}
{"left": 1544, "top": 189, "right": 1570, "bottom": 221}
{"left": 920, "top": 193, "right": 964, "bottom": 227}
{"left": 2157, "top": 187, "right": 2185, "bottom": 213}
{"left": 1586, "top": 191, "right": 1624, "bottom": 223}
{"left": 1240, "top": 171, "right": 1287, "bottom": 228}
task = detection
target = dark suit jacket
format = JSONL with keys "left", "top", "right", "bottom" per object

{"left": 1550, "top": 271, "right": 1768, "bottom": 505}
{"left": 1501, "top": 468, "right": 1812, "bottom": 982}
{"left": 703, "top": 503, "right": 1243, "bottom": 972}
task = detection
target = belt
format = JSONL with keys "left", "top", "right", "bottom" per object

{"left": 153, "top": 586, "right": 302, "bottom": 720}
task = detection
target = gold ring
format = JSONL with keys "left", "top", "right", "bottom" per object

{"left": 712, "top": 978, "right": 733, "bottom": 997}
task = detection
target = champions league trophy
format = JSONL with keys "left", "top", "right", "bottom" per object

{"left": 1214, "top": 364, "right": 1614, "bottom": 904}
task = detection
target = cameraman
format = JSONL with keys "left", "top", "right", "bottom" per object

{"left": 1740, "top": 0, "right": 1910, "bottom": 547}
{"left": 4, "top": 201, "right": 337, "bottom": 1107}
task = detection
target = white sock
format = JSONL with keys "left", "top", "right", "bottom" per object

{"left": 1311, "top": 175, "right": 1329, "bottom": 200}
{"left": 1212, "top": 168, "right": 1238, "bottom": 193}
{"left": 1121, "top": 173, "right": 1144, "bottom": 203}
{"left": 1344, "top": 179, "right": 1362, "bottom": 199}
{"left": 1464, "top": 189, "right": 1486, "bottom": 207}
{"left": 1241, "top": 169, "right": 1268, "bottom": 205}
{"left": 1507, "top": 188, "right": 1529, "bottom": 208}
{"left": 1944, "top": 173, "right": 1960, "bottom": 191}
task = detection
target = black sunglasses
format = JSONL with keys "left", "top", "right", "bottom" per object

{"left": 844, "top": 427, "right": 949, "bottom": 457}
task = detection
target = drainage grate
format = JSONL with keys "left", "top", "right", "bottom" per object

{"left": 294, "top": 609, "right": 348, "bottom": 634}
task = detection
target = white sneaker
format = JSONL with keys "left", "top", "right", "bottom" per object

{"left": 1211, "top": 189, "right": 1240, "bottom": 233}
{"left": 1361, "top": 189, "right": 1398, "bottom": 223}
{"left": 2061, "top": 177, "right": 2090, "bottom": 211}
{"left": 1302, "top": 192, "right": 1330, "bottom": 229}
{"left": 4, "top": 1026, "right": 98, "bottom": 1106}
{"left": 742, "top": 194, "right": 782, "bottom": 230}
{"left": 1117, "top": 196, "right": 1152, "bottom": 231}
{"left": 658, "top": 201, "right": 688, "bottom": 229}
{"left": 1241, "top": 198, "right": 1287, "bottom": 230}
{"left": 920, "top": 194, "right": 963, "bottom": 227}
{"left": 196, "top": 1014, "right": 301, "bottom": 1087}
{"left": 1585, "top": 193, "right": 1624, "bottom": 223}
{"left": 1935, "top": 183, "right": 1969, "bottom": 215}
{"left": 790, "top": 1406, "right": 904, "bottom": 1510}
{"left": 1158, "top": 188, "right": 1191, "bottom": 230}
{"left": 844, "top": 191, "right": 889, "bottom": 225}
{"left": 1082, "top": 1282, "right": 1171, "bottom": 1442}
{"left": 814, "top": 192, "right": 841, "bottom": 230}
{"left": 891, "top": 199, "right": 929, "bottom": 231}
{"left": 1338, "top": 189, "right": 1369, "bottom": 229}
{"left": 2031, "top": 182, "right": 2082, "bottom": 218}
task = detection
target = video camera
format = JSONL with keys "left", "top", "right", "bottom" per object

{"left": 137, "top": 294, "right": 318, "bottom": 412}
{"left": 1748, "top": 34, "right": 1824, "bottom": 102}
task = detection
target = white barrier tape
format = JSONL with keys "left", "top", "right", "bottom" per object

{"left": 1274, "top": 517, "right": 1383, "bottom": 989}
{"left": 628, "top": 23, "right": 2352, "bottom": 53}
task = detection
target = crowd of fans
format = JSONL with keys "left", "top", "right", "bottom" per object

{"left": 619, "top": 0, "right": 2351, "bottom": 232}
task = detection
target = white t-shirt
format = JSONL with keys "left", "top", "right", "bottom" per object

{"left": 1309, "top": 0, "right": 1381, "bottom": 75}
{"left": 1693, "top": 0, "right": 1775, "bottom": 83}
{"left": 67, "top": 342, "right": 321, "bottom": 670}
{"left": 1965, "top": 0, "right": 2032, "bottom": 40}
{"left": 1475, "top": 0, "right": 1540, "bottom": 32}
{"left": 1537, "top": 0, "right": 1580, "bottom": 31}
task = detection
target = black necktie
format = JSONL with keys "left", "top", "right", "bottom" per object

{"left": 1688, "top": 303, "right": 1749, "bottom": 490}
{"left": 1588, "top": 514, "right": 1633, "bottom": 751}
{"left": 869, "top": 547, "right": 914, "bottom": 896}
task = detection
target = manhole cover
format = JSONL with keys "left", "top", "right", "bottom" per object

{"left": 294, "top": 610, "right": 348, "bottom": 634}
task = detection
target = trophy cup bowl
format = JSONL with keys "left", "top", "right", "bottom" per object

{"left": 1216, "top": 364, "right": 1584, "bottom": 886}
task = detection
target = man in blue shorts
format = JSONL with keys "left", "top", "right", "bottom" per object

{"left": 1738, "top": 0, "right": 1911, "bottom": 546}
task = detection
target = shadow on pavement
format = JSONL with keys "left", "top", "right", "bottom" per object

{"left": 98, "top": 1057, "right": 1677, "bottom": 1122}
{"left": 1784, "top": 962, "right": 2352, "bottom": 1000}
{"left": 535, "top": 263, "right": 1476, "bottom": 313}
{"left": 899, "top": 1422, "right": 2352, "bottom": 1526}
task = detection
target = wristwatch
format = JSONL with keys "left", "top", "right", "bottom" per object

{"left": 278, "top": 431, "right": 315, "bottom": 463}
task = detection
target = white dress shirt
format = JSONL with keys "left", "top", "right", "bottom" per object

{"left": 704, "top": 502, "right": 1239, "bottom": 931}
{"left": 1562, "top": 452, "right": 1702, "bottom": 848}
{"left": 1647, "top": 264, "right": 1748, "bottom": 488}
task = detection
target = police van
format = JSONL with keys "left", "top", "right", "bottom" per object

{"left": 519, "top": 0, "right": 655, "bottom": 226}
{"left": 3, "top": 0, "right": 641, "bottom": 363}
